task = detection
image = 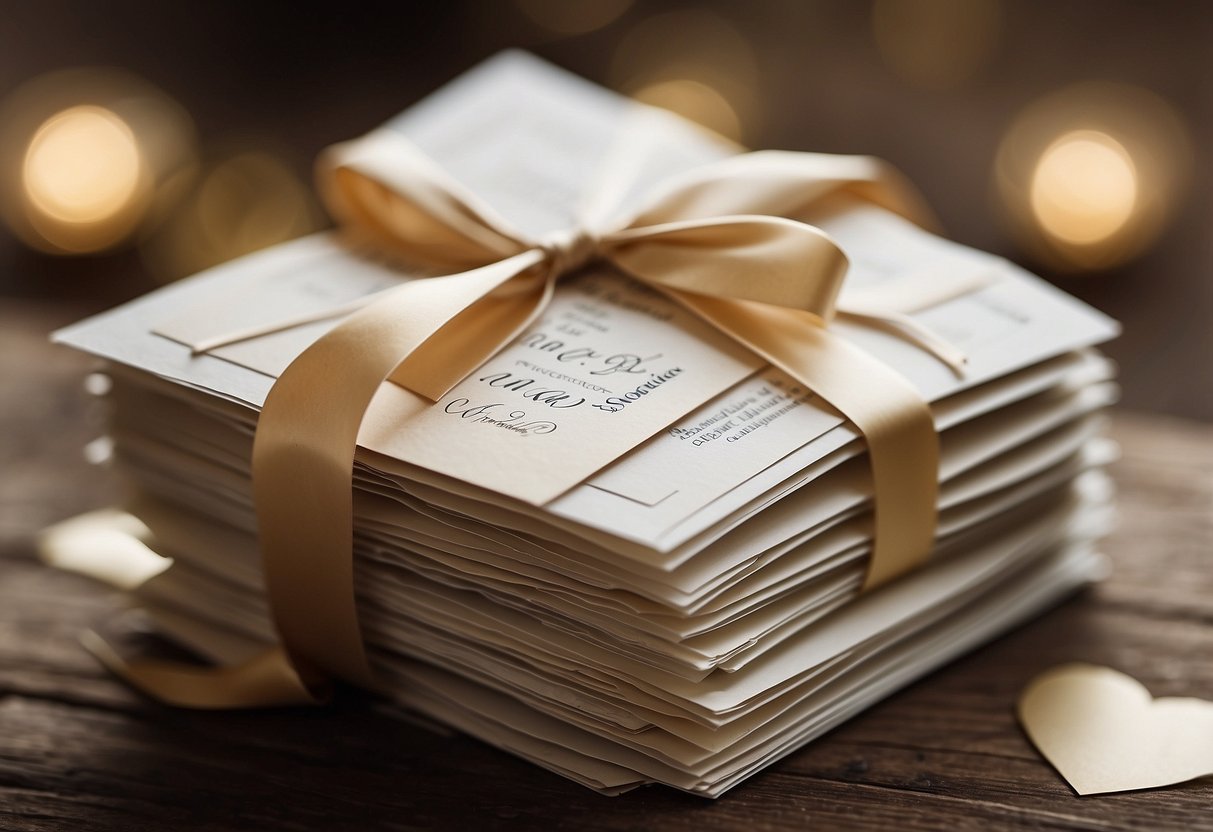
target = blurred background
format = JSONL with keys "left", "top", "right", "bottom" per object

{"left": 1, "top": 0, "right": 1209, "bottom": 420}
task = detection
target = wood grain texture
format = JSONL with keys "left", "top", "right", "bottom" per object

{"left": 2, "top": 300, "right": 1211, "bottom": 832}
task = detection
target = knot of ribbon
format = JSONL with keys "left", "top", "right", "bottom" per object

{"left": 538, "top": 227, "right": 599, "bottom": 278}
{"left": 97, "top": 124, "right": 981, "bottom": 709}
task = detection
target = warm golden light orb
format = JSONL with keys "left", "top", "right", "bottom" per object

{"left": 0, "top": 68, "right": 197, "bottom": 256}
{"left": 142, "top": 149, "right": 319, "bottom": 281}
{"left": 994, "top": 82, "right": 1192, "bottom": 272}
{"left": 23, "top": 105, "right": 144, "bottom": 228}
{"left": 613, "top": 9, "right": 757, "bottom": 142}
{"left": 631, "top": 79, "right": 741, "bottom": 142}
{"left": 1029, "top": 130, "right": 1138, "bottom": 247}
{"left": 196, "top": 151, "right": 314, "bottom": 256}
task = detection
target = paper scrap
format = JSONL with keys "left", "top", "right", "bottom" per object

{"left": 1018, "top": 663, "right": 1213, "bottom": 795}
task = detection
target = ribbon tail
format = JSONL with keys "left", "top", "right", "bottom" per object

{"left": 253, "top": 251, "right": 548, "bottom": 692}
{"left": 186, "top": 294, "right": 384, "bottom": 356}
{"left": 391, "top": 261, "right": 555, "bottom": 399}
{"left": 663, "top": 293, "right": 939, "bottom": 590}
{"left": 39, "top": 510, "right": 325, "bottom": 708}
{"left": 836, "top": 262, "right": 1000, "bottom": 374}
{"left": 83, "top": 635, "right": 327, "bottom": 709}
{"left": 837, "top": 308, "right": 969, "bottom": 374}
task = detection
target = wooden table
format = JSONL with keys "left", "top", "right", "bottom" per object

{"left": 3, "top": 300, "right": 1211, "bottom": 831}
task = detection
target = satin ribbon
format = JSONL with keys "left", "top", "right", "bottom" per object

{"left": 92, "top": 123, "right": 973, "bottom": 707}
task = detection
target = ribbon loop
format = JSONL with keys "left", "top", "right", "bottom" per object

{"left": 627, "top": 150, "right": 939, "bottom": 231}
{"left": 321, "top": 131, "right": 530, "bottom": 269}
{"left": 605, "top": 215, "right": 848, "bottom": 319}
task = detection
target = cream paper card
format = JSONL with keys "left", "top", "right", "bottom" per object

{"left": 354, "top": 271, "right": 761, "bottom": 504}
{"left": 1019, "top": 663, "right": 1213, "bottom": 795}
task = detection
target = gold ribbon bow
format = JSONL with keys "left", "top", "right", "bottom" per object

{"left": 94, "top": 126, "right": 970, "bottom": 708}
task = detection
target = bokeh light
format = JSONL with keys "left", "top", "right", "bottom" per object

{"left": 142, "top": 148, "right": 319, "bottom": 282}
{"left": 24, "top": 106, "right": 143, "bottom": 226}
{"left": 516, "top": 0, "right": 633, "bottom": 35}
{"left": 1029, "top": 131, "right": 1137, "bottom": 247}
{"left": 612, "top": 9, "right": 756, "bottom": 142}
{"left": 0, "top": 68, "right": 196, "bottom": 255}
{"left": 995, "top": 82, "right": 1192, "bottom": 272}
{"left": 873, "top": 0, "right": 1002, "bottom": 90}
{"left": 631, "top": 79, "right": 741, "bottom": 144}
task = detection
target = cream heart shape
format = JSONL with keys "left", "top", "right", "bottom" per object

{"left": 1018, "top": 663, "right": 1213, "bottom": 795}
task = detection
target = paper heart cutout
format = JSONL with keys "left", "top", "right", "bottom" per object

{"left": 1018, "top": 663, "right": 1213, "bottom": 795}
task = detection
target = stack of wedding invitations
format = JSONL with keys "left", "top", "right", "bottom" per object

{"left": 48, "top": 53, "right": 1120, "bottom": 797}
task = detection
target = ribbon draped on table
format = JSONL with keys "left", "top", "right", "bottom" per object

{"left": 94, "top": 122, "right": 973, "bottom": 708}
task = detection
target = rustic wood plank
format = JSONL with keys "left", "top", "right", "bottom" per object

{"left": 2, "top": 300, "right": 1211, "bottom": 831}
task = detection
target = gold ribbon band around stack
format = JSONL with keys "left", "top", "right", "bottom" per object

{"left": 97, "top": 122, "right": 973, "bottom": 707}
